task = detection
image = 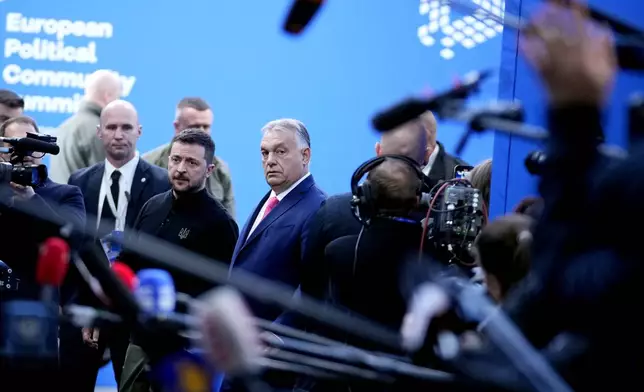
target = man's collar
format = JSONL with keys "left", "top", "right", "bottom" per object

{"left": 172, "top": 187, "right": 209, "bottom": 209}
{"left": 79, "top": 100, "right": 102, "bottom": 116}
{"left": 422, "top": 143, "right": 441, "bottom": 176}
{"left": 104, "top": 154, "right": 140, "bottom": 179}
{"left": 271, "top": 172, "right": 311, "bottom": 201}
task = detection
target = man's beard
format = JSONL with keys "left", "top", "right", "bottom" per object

{"left": 172, "top": 178, "right": 205, "bottom": 195}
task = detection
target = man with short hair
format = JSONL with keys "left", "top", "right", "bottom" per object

{"left": 50, "top": 69, "right": 124, "bottom": 183}
{"left": 0, "top": 89, "right": 24, "bottom": 123}
{"left": 229, "top": 118, "right": 326, "bottom": 320}
{"left": 420, "top": 111, "right": 469, "bottom": 183}
{"left": 62, "top": 100, "right": 169, "bottom": 392}
{"left": 119, "top": 129, "right": 239, "bottom": 392}
{"left": 142, "top": 97, "right": 236, "bottom": 217}
{"left": 0, "top": 115, "right": 85, "bottom": 389}
{"left": 296, "top": 119, "right": 428, "bottom": 319}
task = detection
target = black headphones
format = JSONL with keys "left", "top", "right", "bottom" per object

{"left": 350, "top": 154, "right": 425, "bottom": 226}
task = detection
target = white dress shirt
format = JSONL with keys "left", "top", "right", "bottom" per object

{"left": 247, "top": 172, "right": 311, "bottom": 238}
{"left": 97, "top": 154, "right": 140, "bottom": 230}
{"left": 422, "top": 143, "right": 440, "bottom": 176}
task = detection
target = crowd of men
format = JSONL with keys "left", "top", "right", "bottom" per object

{"left": 1, "top": 2, "right": 636, "bottom": 391}
{"left": 0, "top": 66, "right": 477, "bottom": 391}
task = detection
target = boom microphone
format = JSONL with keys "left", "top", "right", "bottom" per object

{"left": 0, "top": 137, "right": 60, "bottom": 155}
{"left": 371, "top": 70, "right": 492, "bottom": 132}
{"left": 283, "top": 0, "right": 325, "bottom": 35}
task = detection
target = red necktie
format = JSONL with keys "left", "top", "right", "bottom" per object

{"left": 262, "top": 196, "right": 279, "bottom": 220}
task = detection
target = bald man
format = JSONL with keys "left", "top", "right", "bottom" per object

{"left": 419, "top": 111, "right": 469, "bottom": 184}
{"left": 50, "top": 69, "right": 124, "bottom": 183}
{"left": 375, "top": 119, "right": 427, "bottom": 164}
{"left": 61, "top": 100, "right": 169, "bottom": 392}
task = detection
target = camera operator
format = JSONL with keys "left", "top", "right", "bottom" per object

{"left": 0, "top": 89, "right": 24, "bottom": 124}
{"left": 0, "top": 116, "right": 86, "bottom": 300}
{"left": 324, "top": 157, "right": 424, "bottom": 343}
{"left": 288, "top": 120, "right": 428, "bottom": 328}
{"left": 0, "top": 116, "right": 85, "bottom": 387}
{"left": 408, "top": 3, "right": 643, "bottom": 391}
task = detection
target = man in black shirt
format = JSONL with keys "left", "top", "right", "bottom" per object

{"left": 119, "top": 129, "right": 239, "bottom": 392}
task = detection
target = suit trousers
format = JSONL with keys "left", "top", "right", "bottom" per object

{"left": 59, "top": 322, "right": 130, "bottom": 392}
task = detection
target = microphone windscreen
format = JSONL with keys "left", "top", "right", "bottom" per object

{"left": 135, "top": 269, "right": 176, "bottom": 315}
{"left": 36, "top": 237, "right": 70, "bottom": 286}
{"left": 193, "top": 287, "right": 260, "bottom": 375}
{"left": 11, "top": 137, "right": 60, "bottom": 155}
{"left": 371, "top": 98, "right": 430, "bottom": 132}
{"left": 284, "top": 0, "right": 324, "bottom": 35}
{"left": 111, "top": 261, "right": 138, "bottom": 293}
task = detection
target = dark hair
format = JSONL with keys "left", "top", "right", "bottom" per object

{"left": 469, "top": 159, "right": 492, "bottom": 207}
{"left": 177, "top": 97, "right": 210, "bottom": 112}
{"left": 171, "top": 128, "right": 215, "bottom": 164}
{"left": 368, "top": 158, "right": 420, "bottom": 214}
{"left": 474, "top": 214, "right": 532, "bottom": 299}
{"left": 0, "top": 89, "right": 24, "bottom": 110}
{"left": 0, "top": 115, "right": 39, "bottom": 137}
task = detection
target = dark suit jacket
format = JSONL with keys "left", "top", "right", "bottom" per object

{"left": 425, "top": 141, "right": 469, "bottom": 187}
{"left": 0, "top": 179, "right": 85, "bottom": 301}
{"left": 230, "top": 175, "right": 326, "bottom": 320}
{"left": 68, "top": 158, "right": 170, "bottom": 231}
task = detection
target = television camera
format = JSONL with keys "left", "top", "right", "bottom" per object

{"left": 0, "top": 133, "right": 59, "bottom": 188}
{"left": 422, "top": 178, "right": 485, "bottom": 267}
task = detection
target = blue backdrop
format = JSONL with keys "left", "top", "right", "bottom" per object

{"left": 0, "top": 0, "right": 508, "bottom": 389}
{"left": 491, "top": 0, "right": 644, "bottom": 217}
{"left": 1, "top": 0, "right": 502, "bottom": 224}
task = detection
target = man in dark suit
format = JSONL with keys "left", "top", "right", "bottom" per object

{"left": 61, "top": 100, "right": 170, "bottom": 392}
{"left": 296, "top": 119, "right": 428, "bottom": 314}
{"left": 229, "top": 118, "right": 326, "bottom": 321}
{"left": 419, "top": 111, "right": 469, "bottom": 183}
{"left": 0, "top": 115, "right": 86, "bottom": 389}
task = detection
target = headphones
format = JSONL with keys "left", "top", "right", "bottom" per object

{"left": 350, "top": 154, "right": 426, "bottom": 226}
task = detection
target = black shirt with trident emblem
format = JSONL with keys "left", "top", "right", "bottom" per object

{"left": 119, "top": 188, "right": 239, "bottom": 297}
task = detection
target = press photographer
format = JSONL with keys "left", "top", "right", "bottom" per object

{"left": 0, "top": 115, "right": 86, "bottom": 301}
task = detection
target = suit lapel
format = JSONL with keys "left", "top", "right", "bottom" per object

{"left": 231, "top": 193, "right": 269, "bottom": 266}
{"left": 87, "top": 163, "right": 105, "bottom": 219}
{"left": 126, "top": 160, "right": 151, "bottom": 224}
{"left": 242, "top": 176, "right": 315, "bottom": 250}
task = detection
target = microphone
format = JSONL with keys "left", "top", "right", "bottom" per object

{"left": 1, "top": 237, "right": 69, "bottom": 360}
{"left": 371, "top": 70, "right": 492, "bottom": 132}
{"left": 36, "top": 237, "right": 70, "bottom": 302}
{"left": 193, "top": 287, "right": 268, "bottom": 392}
{"left": 63, "top": 304, "right": 123, "bottom": 329}
{"left": 283, "top": 0, "right": 325, "bottom": 35}
{"left": 135, "top": 269, "right": 176, "bottom": 316}
{"left": 112, "top": 261, "right": 138, "bottom": 293}
{"left": 0, "top": 259, "right": 19, "bottom": 291}
{"left": 0, "top": 137, "right": 60, "bottom": 155}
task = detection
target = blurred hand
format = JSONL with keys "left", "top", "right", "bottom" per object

{"left": 400, "top": 283, "right": 451, "bottom": 352}
{"left": 9, "top": 182, "right": 35, "bottom": 200}
{"left": 520, "top": 0, "right": 617, "bottom": 105}
{"left": 82, "top": 327, "right": 99, "bottom": 349}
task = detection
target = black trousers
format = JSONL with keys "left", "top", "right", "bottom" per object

{"left": 59, "top": 322, "right": 130, "bottom": 392}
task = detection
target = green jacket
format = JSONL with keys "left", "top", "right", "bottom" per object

{"left": 49, "top": 101, "right": 105, "bottom": 183}
{"left": 141, "top": 143, "right": 236, "bottom": 218}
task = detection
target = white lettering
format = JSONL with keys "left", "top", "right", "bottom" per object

{"left": 2, "top": 65, "right": 137, "bottom": 97}
{"left": 23, "top": 93, "right": 83, "bottom": 114}
{"left": 4, "top": 38, "right": 98, "bottom": 64}
{"left": 5, "top": 13, "right": 113, "bottom": 40}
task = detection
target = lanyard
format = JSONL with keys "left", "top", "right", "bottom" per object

{"left": 100, "top": 174, "right": 130, "bottom": 232}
